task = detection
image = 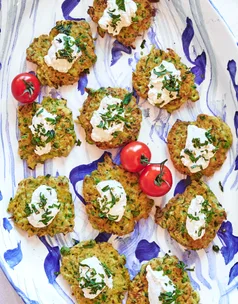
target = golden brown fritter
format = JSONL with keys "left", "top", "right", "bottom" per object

{"left": 18, "top": 96, "right": 76, "bottom": 170}
{"left": 127, "top": 255, "right": 200, "bottom": 304}
{"left": 132, "top": 48, "right": 199, "bottom": 113}
{"left": 155, "top": 180, "right": 226, "bottom": 250}
{"left": 83, "top": 154, "right": 154, "bottom": 235}
{"left": 26, "top": 20, "right": 97, "bottom": 88}
{"left": 78, "top": 87, "right": 142, "bottom": 149}
{"left": 7, "top": 176, "right": 74, "bottom": 237}
{"left": 60, "top": 240, "right": 130, "bottom": 304}
{"left": 167, "top": 114, "right": 233, "bottom": 178}
{"left": 88, "top": 0, "right": 154, "bottom": 47}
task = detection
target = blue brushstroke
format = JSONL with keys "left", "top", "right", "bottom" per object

{"left": 182, "top": 18, "right": 206, "bottom": 85}
{"left": 111, "top": 40, "right": 132, "bottom": 66}
{"left": 135, "top": 240, "right": 160, "bottom": 263}
{"left": 69, "top": 152, "right": 110, "bottom": 204}
{"left": 174, "top": 176, "right": 191, "bottom": 196}
{"left": 227, "top": 60, "right": 238, "bottom": 101}
{"left": 0, "top": 190, "right": 2, "bottom": 200}
{"left": 235, "top": 155, "right": 238, "bottom": 171}
{"left": 77, "top": 73, "right": 88, "bottom": 95}
{"left": 3, "top": 217, "right": 12, "bottom": 232}
{"left": 234, "top": 111, "right": 238, "bottom": 137}
{"left": 228, "top": 262, "right": 238, "bottom": 285}
{"left": 61, "top": 0, "right": 85, "bottom": 21}
{"left": 0, "top": 62, "right": 2, "bottom": 70}
{"left": 113, "top": 148, "right": 121, "bottom": 165}
{"left": 217, "top": 221, "right": 238, "bottom": 265}
{"left": 133, "top": 88, "right": 140, "bottom": 105}
{"left": 147, "top": 27, "right": 160, "bottom": 49}
{"left": 49, "top": 89, "right": 62, "bottom": 100}
{"left": 39, "top": 237, "right": 60, "bottom": 284}
{"left": 95, "top": 232, "right": 112, "bottom": 243}
{"left": 4, "top": 242, "right": 22, "bottom": 269}
{"left": 0, "top": 259, "right": 38, "bottom": 304}
{"left": 39, "top": 237, "right": 74, "bottom": 303}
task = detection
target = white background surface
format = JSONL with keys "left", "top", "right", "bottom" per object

{"left": 0, "top": 0, "right": 238, "bottom": 303}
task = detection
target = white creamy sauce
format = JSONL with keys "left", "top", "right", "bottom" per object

{"left": 96, "top": 180, "right": 127, "bottom": 222}
{"left": 98, "top": 0, "right": 137, "bottom": 35}
{"left": 44, "top": 33, "right": 82, "bottom": 73}
{"left": 29, "top": 107, "right": 57, "bottom": 156}
{"left": 180, "top": 125, "right": 216, "bottom": 173}
{"left": 148, "top": 60, "right": 181, "bottom": 108}
{"left": 186, "top": 195, "right": 207, "bottom": 240}
{"left": 27, "top": 185, "right": 60, "bottom": 228}
{"left": 79, "top": 256, "right": 113, "bottom": 299}
{"left": 146, "top": 265, "right": 175, "bottom": 304}
{"left": 90, "top": 95, "right": 125, "bottom": 142}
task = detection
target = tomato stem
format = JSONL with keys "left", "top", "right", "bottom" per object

{"left": 154, "top": 159, "right": 168, "bottom": 187}
{"left": 140, "top": 154, "right": 150, "bottom": 165}
{"left": 22, "top": 79, "right": 34, "bottom": 96}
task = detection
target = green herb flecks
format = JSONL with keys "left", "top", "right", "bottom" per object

{"left": 24, "top": 204, "right": 32, "bottom": 216}
{"left": 200, "top": 199, "right": 214, "bottom": 224}
{"left": 192, "top": 137, "right": 209, "bottom": 149}
{"left": 205, "top": 128, "right": 216, "bottom": 144}
{"left": 122, "top": 92, "right": 133, "bottom": 105}
{"left": 76, "top": 139, "right": 82, "bottom": 146}
{"left": 177, "top": 261, "right": 195, "bottom": 273}
{"left": 140, "top": 39, "right": 146, "bottom": 49}
{"left": 98, "top": 186, "right": 120, "bottom": 222}
{"left": 97, "top": 101, "right": 128, "bottom": 130}
{"left": 60, "top": 246, "right": 71, "bottom": 256}
{"left": 116, "top": 0, "right": 126, "bottom": 11}
{"left": 219, "top": 181, "right": 224, "bottom": 192}
{"left": 108, "top": 11, "right": 121, "bottom": 31}
{"left": 162, "top": 74, "right": 181, "bottom": 93}
{"left": 78, "top": 263, "right": 106, "bottom": 295}
{"left": 55, "top": 23, "right": 72, "bottom": 35}
{"left": 183, "top": 149, "right": 202, "bottom": 163}
{"left": 38, "top": 192, "right": 48, "bottom": 209}
{"left": 159, "top": 287, "right": 183, "bottom": 304}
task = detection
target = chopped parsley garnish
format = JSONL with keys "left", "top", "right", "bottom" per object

{"left": 101, "top": 262, "right": 112, "bottom": 278}
{"left": 177, "top": 261, "right": 195, "bottom": 272}
{"left": 39, "top": 209, "right": 54, "bottom": 225}
{"left": 78, "top": 263, "right": 106, "bottom": 295}
{"left": 116, "top": 0, "right": 126, "bottom": 11}
{"left": 36, "top": 108, "right": 44, "bottom": 117}
{"left": 192, "top": 137, "right": 209, "bottom": 149}
{"left": 24, "top": 204, "right": 32, "bottom": 216}
{"left": 183, "top": 149, "right": 202, "bottom": 163}
{"left": 159, "top": 287, "right": 182, "bottom": 304}
{"left": 162, "top": 74, "right": 181, "bottom": 93}
{"left": 76, "top": 139, "right": 82, "bottom": 146}
{"left": 219, "top": 181, "right": 224, "bottom": 192}
{"left": 122, "top": 92, "right": 133, "bottom": 105}
{"left": 98, "top": 186, "right": 120, "bottom": 222}
{"left": 39, "top": 192, "right": 48, "bottom": 209}
{"left": 140, "top": 39, "right": 146, "bottom": 49}
{"left": 200, "top": 199, "right": 214, "bottom": 224}
{"left": 55, "top": 23, "right": 72, "bottom": 35}
{"left": 187, "top": 213, "right": 200, "bottom": 221}
{"left": 108, "top": 11, "right": 121, "bottom": 31}
{"left": 205, "top": 128, "right": 216, "bottom": 143}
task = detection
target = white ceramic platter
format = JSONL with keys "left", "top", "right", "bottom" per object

{"left": 0, "top": 0, "right": 238, "bottom": 303}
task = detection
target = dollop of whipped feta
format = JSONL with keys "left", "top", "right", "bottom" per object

{"left": 96, "top": 180, "right": 127, "bottom": 222}
{"left": 27, "top": 185, "right": 60, "bottom": 228}
{"left": 148, "top": 60, "right": 181, "bottom": 108}
{"left": 29, "top": 107, "right": 57, "bottom": 156}
{"left": 186, "top": 195, "right": 208, "bottom": 240}
{"left": 180, "top": 125, "right": 217, "bottom": 173}
{"left": 146, "top": 265, "right": 176, "bottom": 304}
{"left": 79, "top": 256, "right": 113, "bottom": 299}
{"left": 98, "top": 0, "right": 137, "bottom": 35}
{"left": 90, "top": 95, "right": 125, "bottom": 142}
{"left": 44, "top": 33, "right": 82, "bottom": 73}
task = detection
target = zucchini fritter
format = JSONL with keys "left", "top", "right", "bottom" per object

{"left": 60, "top": 240, "right": 130, "bottom": 304}
{"left": 88, "top": 0, "right": 154, "bottom": 47}
{"left": 7, "top": 176, "right": 74, "bottom": 237}
{"left": 83, "top": 154, "right": 154, "bottom": 235}
{"left": 18, "top": 96, "right": 76, "bottom": 170}
{"left": 78, "top": 87, "right": 142, "bottom": 149}
{"left": 26, "top": 20, "right": 97, "bottom": 88}
{"left": 132, "top": 48, "right": 199, "bottom": 113}
{"left": 155, "top": 180, "right": 226, "bottom": 250}
{"left": 167, "top": 114, "right": 233, "bottom": 178}
{"left": 127, "top": 255, "right": 200, "bottom": 304}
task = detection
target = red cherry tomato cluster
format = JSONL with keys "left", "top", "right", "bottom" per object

{"left": 121, "top": 141, "right": 173, "bottom": 197}
{"left": 11, "top": 73, "right": 40, "bottom": 103}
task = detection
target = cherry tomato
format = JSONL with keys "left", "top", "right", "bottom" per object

{"left": 11, "top": 73, "right": 40, "bottom": 103}
{"left": 139, "top": 160, "right": 173, "bottom": 197}
{"left": 120, "top": 141, "right": 152, "bottom": 172}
